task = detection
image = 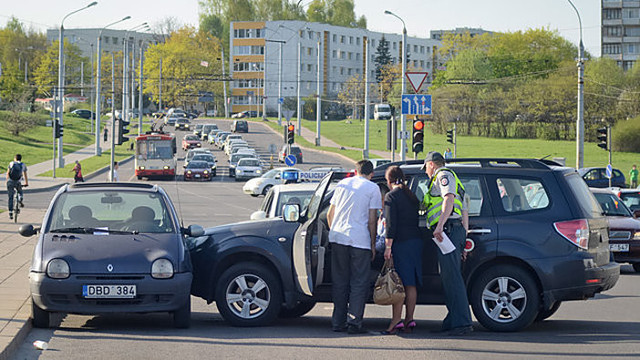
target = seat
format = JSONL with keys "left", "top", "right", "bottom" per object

{"left": 125, "top": 206, "right": 157, "bottom": 233}
{"left": 68, "top": 205, "right": 98, "bottom": 227}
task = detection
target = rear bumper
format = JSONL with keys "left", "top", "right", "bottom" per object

{"left": 30, "top": 272, "right": 192, "bottom": 314}
{"left": 543, "top": 261, "right": 620, "bottom": 306}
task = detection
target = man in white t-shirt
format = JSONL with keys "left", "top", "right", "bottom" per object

{"left": 327, "top": 159, "right": 382, "bottom": 334}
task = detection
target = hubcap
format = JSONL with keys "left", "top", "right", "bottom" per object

{"left": 481, "top": 276, "right": 527, "bottom": 323}
{"left": 226, "top": 274, "right": 271, "bottom": 319}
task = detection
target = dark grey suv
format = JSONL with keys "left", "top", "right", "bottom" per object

{"left": 188, "top": 159, "right": 619, "bottom": 331}
{"left": 21, "top": 183, "right": 203, "bottom": 328}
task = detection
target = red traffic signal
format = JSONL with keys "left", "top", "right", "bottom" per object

{"left": 288, "top": 124, "right": 295, "bottom": 132}
{"left": 413, "top": 120, "right": 424, "bottom": 131}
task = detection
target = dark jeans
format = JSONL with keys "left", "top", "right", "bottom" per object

{"left": 437, "top": 219, "right": 472, "bottom": 330}
{"left": 331, "top": 243, "right": 371, "bottom": 330}
{"left": 7, "top": 180, "right": 22, "bottom": 212}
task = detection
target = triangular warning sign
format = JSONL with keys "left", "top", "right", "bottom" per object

{"left": 405, "top": 72, "right": 429, "bottom": 93}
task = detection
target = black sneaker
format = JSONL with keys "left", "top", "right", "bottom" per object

{"left": 19, "top": 201, "right": 24, "bottom": 208}
{"left": 332, "top": 326, "right": 348, "bottom": 333}
{"left": 447, "top": 326, "right": 473, "bottom": 336}
{"left": 9, "top": 212, "right": 13, "bottom": 220}
{"left": 347, "top": 325, "right": 370, "bottom": 335}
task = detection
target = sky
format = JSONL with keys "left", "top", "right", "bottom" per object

{"left": 2, "top": 0, "right": 602, "bottom": 56}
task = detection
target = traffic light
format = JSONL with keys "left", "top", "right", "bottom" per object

{"left": 53, "top": 121, "right": 64, "bottom": 138}
{"left": 447, "top": 129, "right": 455, "bottom": 144}
{"left": 115, "top": 120, "right": 130, "bottom": 145}
{"left": 412, "top": 119, "right": 424, "bottom": 154}
{"left": 597, "top": 127, "right": 608, "bottom": 150}
{"left": 287, "top": 124, "right": 295, "bottom": 144}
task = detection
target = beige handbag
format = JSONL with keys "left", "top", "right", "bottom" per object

{"left": 373, "top": 258, "right": 406, "bottom": 305}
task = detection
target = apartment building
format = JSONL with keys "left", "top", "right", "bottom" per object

{"left": 602, "top": 0, "right": 640, "bottom": 70}
{"left": 46, "top": 28, "right": 159, "bottom": 60}
{"left": 229, "top": 20, "right": 442, "bottom": 115}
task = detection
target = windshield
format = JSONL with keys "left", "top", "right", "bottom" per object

{"left": 187, "top": 161, "right": 209, "bottom": 169}
{"left": 377, "top": 105, "right": 390, "bottom": 111}
{"left": 239, "top": 159, "right": 260, "bottom": 167}
{"left": 276, "top": 191, "right": 314, "bottom": 216}
{"left": 136, "top": 139, "right": 173, "bottom": 160}
{"left": 231, "top": 154, "right": 254, "bottom": 163}
{"left": 594, "top": 193, "right": 633, "bottom": 217}
{"left": 192, "top": 155, "right": 213, "bottom": 162}
{"left": 177, "top": 118, "right": 189, "bottom": 124}
{"left": 48, "top": 191, "right": 175, "bottom": 233}
{"left": 195, "top": 124, "right": 203, "bottom": 130}
{"left": 619, "top": 192, "right": 640, "bottom": 211}
{"left": 185, "top": 135, "right": 199, "bottom": 141}
{"left": 203, "top": 125, "right": 217, "bottom": 132}
{"left": 262, "top": 169, "right": 279, "bottom": 179}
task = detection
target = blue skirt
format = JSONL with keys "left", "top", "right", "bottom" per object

{"left": 392, "top": 237, "right": 423, "bottom": 287}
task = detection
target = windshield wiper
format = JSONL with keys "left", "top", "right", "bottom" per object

{"left": 50, "top": 227, "right": 135, "bottom": 234}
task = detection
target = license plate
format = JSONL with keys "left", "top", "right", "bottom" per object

{"left": 83, "top": 285, "right": 136, "bottom": 298}
{"left": 195, "top": 174, "right": 201, "bottom": 178}
{"left": 609, "top": 243, "right": 629, "bottom": 252}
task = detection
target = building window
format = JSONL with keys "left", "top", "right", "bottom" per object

{"left": 340, "top": 67, "right": 344, "bottom": 75}
{"left": 420, "top": 60, "right": 425, "bottom": 68}
{"left": 356, "top": 37, "right": 360, "bottom": 45}
{"left": 420, "top": 46, "right": 425, "bottom": 53}
{"left": 355, "top": 68, "right": 360, "bottom": 74}
{"left": 347, "top": 68, "right": 352, "bottom": 75}
{"left": 341, "top": 35, "right": 345, "bottom": 43}
{"left": 371, "top": 39, "right": 375, "bottom": 47}
{"left": 307, "top": 64, "right": 313, "bottom": 72}
{"left": 307, "top": 48, "right": 313, "bottom": 56}
{"left": 233, "top": 62, "right": 264, "bottom": 72}
{"left": 348, "top": 52, "right": 353, "bottom": 60}
{"left": 625, "top": 9, "right": 640, "bottom": 19}
{"left": 356, "top": 53, "right": 361, "bottom": 61}
{"left": 627, "top": 44, "right": 637, "bottom": 54}
{"left": 113, "top": 37, "right": 118, "bottom": 45}
{"left": 233, "top": 45, "right": 264, "bottom": 55}
{"left": 299, "top": 30, "right": 304, "bottom": 38}
{"left": 349, "top": 36, "right": 353, "bottom": 44}
{"left": 626, "top": 26, "right": 640, "bottom": 36}
{"left": 603, "top": 44, "right": 622, "bottom": 54}
{"left": 623, "top": 61, "right": 635, "bottom": 71}
{"left": 333, "top": 66, "right": 337, "bottom": 74}
{"left": 105, "top": 36, "right": 110, "bottom": 44}
{"left": 605, "top": 26, "right": 623, "bottom": 37}
{"left": 393, "top": 42, "right": 397, "bottom": 50}
{"left": 308, "top": 30, "right": 314, "bottom": 39}
{"left": 333, "top": 34, "right": 337, "bottom": 42}
{"left": 340, "top": 51, "right": 345, "bottom": 59}
{"left": 332, "top": 50, "right": 337, "bottom": 58}
{"left": 604, "top": 8, "right": 621, "bottom": 20}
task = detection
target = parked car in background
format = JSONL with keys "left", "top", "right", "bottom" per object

{"left": 242, "top": 167, "right": 301, "bottom": 196}
{"left": 617, "top": 189, "right": 640, "bottom": 213}
{"left": 278, "top": 145, "right": 303, "bottom": 164}
{"left": 369, "top": 159, "right": 391, "bottom": 169}
{"left": 579, "top": 167, "right": 626, "bottom": 188}
{"left": 591, "top": 188, "right": 640, "bottom": 272}
{"left": 20, "top": 182, "right": 203, "bottom": 328}
{"left": 184, "top": 160, "right": 213, "bottom": 181}
{"left": 71, "top": 109, "right": 95, "bottom": 119}
{"left": 235, "top": 158, "right": 263, "bottom": 181}
{"left": 374, "top": 103, "right": 392, "bottom": 120}
{"left": 231, "top": 120, "right": 249, "bottom": 133}
{"left": 175, "top": 118, "right": 191, "bottom": 131}
{"left": 182, "top": 134, "right": 202, "bottom": 150}
{"left": 231, "top": 111, "right": 248, "bottom": 119}
{"left": 250, "top": 183, "right": 317, "bottom": 220}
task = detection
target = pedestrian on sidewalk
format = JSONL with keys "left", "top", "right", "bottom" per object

{"left": 6, "top": 154, "right": 28, "bottom": 220}
{"left": 327, "top": 159, "right": 382, "bottom": 334}
{"left": 630, "top": 165, "right": 638, "bottom": 188}
{"left": 103, "top": 125, "right": 108, "bottom": 143}
{"left": 110, "top": 161, "right": 119, "bottom": 182}
{"left": 72, "top": 160, "right": 84, "bottom": 183}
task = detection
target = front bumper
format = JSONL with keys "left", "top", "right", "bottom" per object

{"left": 184, "top": 173, "right": 212, "bottom": 181}
{"left": 610, "top": 240, "right": 640, "bottom": 264}
{"left": 30, "top": 272, "right": 192, "bottom": 314}
{"left": 136, "top": 169, "right": 175, "bottom": 177}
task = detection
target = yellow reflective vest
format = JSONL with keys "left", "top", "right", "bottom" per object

{"left": 422, "top": 167, "right": 465, "bottom": 229}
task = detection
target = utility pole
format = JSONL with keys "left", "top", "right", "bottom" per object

{"left": 221, "top": 46, "right": 229, "bottom": 118}
{"left": 110, "top": 53, "right": 116, "bottom": 182}
{"left": 263, "top": 44, "right": 267, "bottom": 120}
{"left": 122, "top": 38, "right": 128, "bottom": 127}
{"left": 296, "top": 41, "right": 301, "bottom": 136}
{"left": 138, "top": 44, "right": 144, "bottom": 135}
{"left": 278, "top": 42, "right": 283, "bottom": 126}
{"left": 159, "top": 57, "right": 163, "bottom": 112}
{"left": 80, "top": 62, "right": 84, "bottom": 96}
{"left": 316, "top": 39, "right": 321, "bottom": 146}
{"left": 363, "top": 35, "right": 370, "bottom": 159}
{"left": 90, "top": 43, "right": 94, "bottom": 134}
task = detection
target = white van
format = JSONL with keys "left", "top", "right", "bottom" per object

{"left": 374, "top": 103, "right": 392, "bottom": 120}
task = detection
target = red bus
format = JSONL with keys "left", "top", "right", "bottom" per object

{"left": 134, "top": 133, "right": 177, "bottom": 180}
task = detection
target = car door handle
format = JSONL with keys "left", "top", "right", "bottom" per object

{"left": 468, "top": 229, "right": 491, "bottom": 234}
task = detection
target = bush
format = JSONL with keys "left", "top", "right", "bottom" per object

{"left": 612, "top": 117, "right": 640, "bottom": 152}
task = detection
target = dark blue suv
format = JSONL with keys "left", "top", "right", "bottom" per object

{"left": 188, "top": 159, "right": 620, "bottom": 332}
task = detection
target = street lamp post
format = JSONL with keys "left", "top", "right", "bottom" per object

{"left": 95, "top": 16, "right": 131, "bottom": 156}
{"left": 567, "top": 0, "right": 585, "bottom": 169}
{"left": 316, "top": 39, "right": 322, "bottom": 146}
{"left": 352, "top": 23, "right": 371, "bottom": 159}
{"left": 384, "top": 10, "right": 407, "bottom": 161}
{"left": 58, "top": 1, "right": 98, "bottom": 168}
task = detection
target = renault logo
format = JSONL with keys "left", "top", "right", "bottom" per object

{"left": 107, "top": 264, "right": 114, "bottom": 272}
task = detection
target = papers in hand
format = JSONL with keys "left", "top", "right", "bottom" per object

{"left": 432, "top": 232, "right": 456, "bottom": 255}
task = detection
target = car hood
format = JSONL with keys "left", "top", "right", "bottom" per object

{"left": 244, "top": 177, "right": 265, "bottom": 187}
{"left": 206, "top": 218, "right": 298, "bottom": 244}
{"left": 237, "top": 166, "right": 262, "bottom": 171}
{"left": 40, "top": 233, "right": 181, "bottom": 274}
{"left": 606, "top": 216, "right": 640, "bottom": 231}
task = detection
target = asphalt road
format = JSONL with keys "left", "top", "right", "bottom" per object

{"left": 9, "top": 119, "right": 640, "bottom": 359}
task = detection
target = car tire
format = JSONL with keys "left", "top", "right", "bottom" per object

{"left": 470, "top": 265, "right": 540, "bottom": 332}
{"left": 32, "top": 301, "right": 51, "bottom": 328}
{"left": 173, "top": 297, "right": 191, "bottom": 329}
{"left": 215, "top": 262, "right": 282, "bottom": 327}
{"left": 535, "top": 301, "right": 561, "bottom": 322}
{"left": 262, "top": 185, "right": 272, "bottom": 196}
{"left": 250, "top": 194, "right": 259, "bottom": 197}
{"left": 137, "top": 176, "right": 142, "bottom": 180}
{"left": 278, "top": 301, "right": 316, "bottom": 318}
{"left": 633, "top": 263, "right": 640, "bottom": 272}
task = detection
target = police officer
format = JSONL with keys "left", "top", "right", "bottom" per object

{"left": 422, "top": 151, "right": 473, "bottom": 336}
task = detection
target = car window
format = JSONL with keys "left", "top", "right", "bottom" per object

{"left": 412, "top": 175, "right": 484, "bottom": 216}
{"left": 48, "top": 191, "right": 175, "bottom": 233}
{"left": 584, "top": 169, "right": 600, "bottom": 181}
{"left": 593, "top": 192, "right": 632, "bottom": 217}
{"left": 275, "top": 191, "right": 314, "bottom": 216}
{"left": 187, "top": 161, "right": 208, "bottom": 169}
{"left": 238, "top": 159, "right": 260, "bottom": 167}
{"left": 185, "top": 135, "right": 199, "bottom": 141}
{"left": 620, "top": 192, "right": 640, "bottom": 210}
{"left": 261, "top": 190, "right": 274, "bottom": 213}
{"left": 566, "top": 173, "right": 602, "bottom": 218}
{"left": 613, "top": 169, "right": 623, "bottom": 178}
{"left": 496, "top": 177, "right": 549, "bottom": 213}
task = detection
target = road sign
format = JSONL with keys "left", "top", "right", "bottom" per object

{"left": 405, "top": 72, "right": 429, "bottom": 93}
{"left": 247, "top": 91, "right": 254, "bottom": 96}
{"left": 606, "top": 164, "right": 613, "bottom": 179}
{"left": 278, "top": 97, "right": 284, "bottom": 104}
{"left": 268, "top": 144, "right": 277, "bottom": 154}
{"left": 285, "top": 154, "right": 297, "bottom": 166}
{"left": 401, "top": 94, "right": 432, "bottom": 115}
{"left": 283, "top": 110, "right": 295, "bottom": 122}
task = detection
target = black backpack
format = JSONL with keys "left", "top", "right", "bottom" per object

{"left": 8, "top": 162, "right": 22, "bottom": 181}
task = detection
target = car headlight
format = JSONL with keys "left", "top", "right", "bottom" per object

{"left": 47, "top": 259, "right": 70, "bottom": 279}
{"left": 151, "top": 259, "right": 174, "bottom": 279}
{"left": 139, "top": 166, "right": 145, "bottom": 170}
{"left": 187, "top": 170, "right": 192, "bottom": 174}
{"left": 204, "top": 170, "right": 209, "bottom": 174}
{"left": 163, "top": 165, "right": 170, "bottom": 170}
{"left": 634, "top": 231, "right": 640, "bottom": 240}
{"left": 197, "top": 143, "right": 201, "bottom": 147}
{"left": 256, "top": 170, "right": 262, "bottom": 174}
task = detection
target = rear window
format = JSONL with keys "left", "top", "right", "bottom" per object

{"left": 593, "top": 192, "right": 632, "bottom": 217}
{"left": 566, "top": 173, "right": 602, "bottom": 218}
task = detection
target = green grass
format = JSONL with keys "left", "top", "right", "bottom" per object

{"left": 296, "top": 118, "right": 640, "bottom": 179}
{"left": 37, "top": 144, "right": 133, "bottom": 178}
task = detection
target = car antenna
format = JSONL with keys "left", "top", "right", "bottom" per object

{"left": 538, "top": 155, "right": 551, "bottom": 161}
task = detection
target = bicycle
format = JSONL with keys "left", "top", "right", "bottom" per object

{"left": 11, "top": 183, "right": 27, "bottom": 223}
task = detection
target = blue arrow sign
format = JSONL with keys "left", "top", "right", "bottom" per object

{"left": 401, "top": 94, "right": 432, "bottom": 115}
{"left": 285, "top": 154, "right": 297, "bottom": 166}
{"left": 606, "top": 164, "right": 613, "bottom": 179}
{"left": 278, "top": 97, "right": 284, "bottom": 104}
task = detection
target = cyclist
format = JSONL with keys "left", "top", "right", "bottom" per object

{"left": 6, "top": 154, "right": 28, "bottom": 220}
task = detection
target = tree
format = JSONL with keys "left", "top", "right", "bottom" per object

{"left": 306, "top": 0, "right": 328, "bottom": 23}
{"left": 0, "top": 17, "right": 47, "bottom": 89}
{"left": 32, "top": 40, "right": 87, "bottom": 97}
{"left": 329, "top": 0, "right": 358, "bottom": 27}
{"left": 374, "top": 35, "right": 391, "bottom": 83}
{"left": 338, "top": 73, "right": 364, "bottom": 119}
{"left": 433, "top": 48, "right": 493, "bottom": 87}
{"left": 0, "top": 85, "right": 39, "bottom": 136}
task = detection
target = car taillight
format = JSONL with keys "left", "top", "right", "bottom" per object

{"left": 554, "top": 219, "right": 589, "bottom": 250}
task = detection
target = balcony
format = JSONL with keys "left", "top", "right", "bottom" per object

{"left": 623, "top": 18, "right": 640, "bottom": 26}
{"left": 603, "top": 1, "right": 622, "bottom": 8}
{"left": 622, "top": 1, "right": 640, "bottom": 8}
{"left": 603, "top": 18, "right": 623, "bottom": 26}
{"left": 603, "top": 36, "right": 624, "bottom": 43}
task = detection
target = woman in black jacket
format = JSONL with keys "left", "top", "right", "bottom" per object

{"left": 381, "top": 166, "right": 422, "bottom": 335}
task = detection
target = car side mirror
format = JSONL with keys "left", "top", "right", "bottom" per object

{"left": 183, "top": 165, "right": 186, "bottom": 168}
{"left": 282, "top": 204, "right": 300, "bottom": 223}
{"left": 634, "top": 210, "right": 640, "bottom": 219}
{"left": 250, "top": 211, "right": 267, "bottom": 220}
{"left": 183, "top": 225, "right": 204, "bottom": 237}
{"left": 19, "top": 224, "right": 39, "bottom": 237}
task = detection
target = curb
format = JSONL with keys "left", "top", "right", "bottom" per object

{"left": 0, "top": 299, "right": 32, "bottom": 360}
{"left": 252, "top": 120, "right": 357, "bottom": 166}
{"left": 82, "top": 155, "right": 134, "bottom": 181}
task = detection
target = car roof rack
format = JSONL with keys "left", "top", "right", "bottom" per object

{"left": 70, "top": 182, "right": 157, "bottom": 190}
{"left": 375, "top": 158, "right": 552, "bottom": 172}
